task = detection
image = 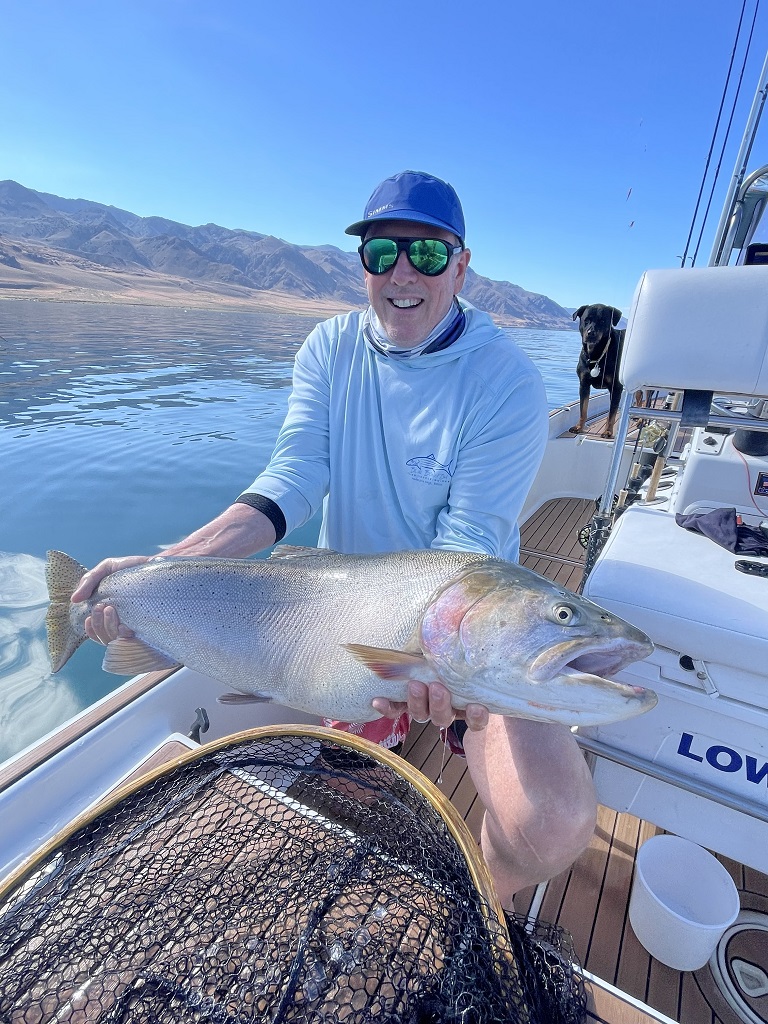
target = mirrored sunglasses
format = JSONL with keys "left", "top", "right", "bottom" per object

{"left": 359, "top": 237, "right": 463, "bottom": 276}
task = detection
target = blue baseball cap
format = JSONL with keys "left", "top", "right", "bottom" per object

{"left": 345, "top": 170, "right": 465, "bottom": 243}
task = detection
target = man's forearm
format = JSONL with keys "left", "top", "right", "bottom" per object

{"left": 162, "top": 503, "right": 277, "bottom": 558}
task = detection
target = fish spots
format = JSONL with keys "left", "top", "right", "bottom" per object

{"left": 44, "top": 548, "right": 656, "bottom": 727}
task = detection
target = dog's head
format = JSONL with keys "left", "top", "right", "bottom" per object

{"left": 572, "top": 304, "right": 622, "bottom": 354}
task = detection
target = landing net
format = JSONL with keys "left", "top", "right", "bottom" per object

{"left": 0, "top": 726, "right": 586, "bottom": 1023}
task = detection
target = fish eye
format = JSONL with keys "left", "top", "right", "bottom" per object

{"left": 553, "top": 604, "right": 575, "bottom": 625}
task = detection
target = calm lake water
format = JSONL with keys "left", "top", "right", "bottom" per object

{"left": 0, "top": 299, "right": 582, "bottom": 763}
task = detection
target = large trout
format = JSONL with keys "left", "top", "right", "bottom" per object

{"left": 46, "top": 546, "right": 656, "bottom": 726}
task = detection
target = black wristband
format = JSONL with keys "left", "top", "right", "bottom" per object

{"left": 234, "top": 493, "right": 287, "bottom": 543}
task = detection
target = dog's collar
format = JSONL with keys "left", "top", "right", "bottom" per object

{"left": 588, "top": 336, "right": 612, "bottom": 376}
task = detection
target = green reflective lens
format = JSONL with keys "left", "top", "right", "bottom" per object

{"left": 364, "top": 238, "right": 400, "bottom": 275}
{"left": 359, "top": 237, "right": 459, "bottom": 276}
{"left": 409, "top": 239, "right": 450, "bottom": 274}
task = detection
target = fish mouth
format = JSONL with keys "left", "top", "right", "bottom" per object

{"left": 525, "top": 635, "right": 658, "bottom": 718}
{"left": 530, "top": 634, "right": 654, "bottom": 684}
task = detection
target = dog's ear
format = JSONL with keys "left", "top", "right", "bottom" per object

{"left": 573, "top": 305, "right": 587, "bottom": 321}
{"left": 611, "top": 307, "right": 622, "bottom": 325}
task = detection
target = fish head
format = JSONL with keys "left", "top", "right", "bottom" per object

{"left": 418, "top": 560, "right": 656, "bottom": 726}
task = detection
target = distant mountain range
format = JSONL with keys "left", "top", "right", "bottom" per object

{"left": 0, "top": 180, "right": 575, "bottom": 329}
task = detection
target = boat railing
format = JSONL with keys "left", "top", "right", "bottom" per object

{"left": 620, "top": 400, "right": 768, "bottom": 433}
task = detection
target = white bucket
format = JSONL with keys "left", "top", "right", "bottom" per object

{"left": 628, "top": 834, "right": 740, "bottom": 971}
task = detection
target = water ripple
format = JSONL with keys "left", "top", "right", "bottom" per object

{"left": 0, "top": 553, "right": 80, "bottom": 762}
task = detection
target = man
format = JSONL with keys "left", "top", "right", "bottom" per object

{"left": 73, "top": 171, "right": 597, "bottom": 910}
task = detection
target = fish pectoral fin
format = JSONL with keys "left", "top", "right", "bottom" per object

{"left": 342, "top": 643, "right": 439, "bottom": 683}
{"left": 102, "top": 637, "right": 181, "bottom": 676}
{"left": 217, "top": 692, "right": 272, "bottom": 704}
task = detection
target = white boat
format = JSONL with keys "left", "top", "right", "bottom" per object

{"left": 3, "top": 57, "right": 768, "bottom": 1024}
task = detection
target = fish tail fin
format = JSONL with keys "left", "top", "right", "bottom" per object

{"left": 45, "top": 550, "right": 89, "bottom": 672}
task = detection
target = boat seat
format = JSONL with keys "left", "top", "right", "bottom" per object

{"left": 583, "top": 503, "right": 768, "bottom": 679}
{"left": 620, "top": 265, "right": 768, "bottom": 398}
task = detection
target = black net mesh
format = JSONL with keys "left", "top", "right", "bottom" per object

{"left": 0, "top": 728, "right": 586, "bottom": 1024}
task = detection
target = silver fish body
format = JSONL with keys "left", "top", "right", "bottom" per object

{"left": 46, "top": 547, "right": 656, "bottom": 727}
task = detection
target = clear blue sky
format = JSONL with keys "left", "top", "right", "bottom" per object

{"left": 2, "top": 0, "right": 767, "bottom": 314}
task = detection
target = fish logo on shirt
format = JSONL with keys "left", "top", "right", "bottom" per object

{"left": 406, "top": 454, "right": 453, "bottom": 485}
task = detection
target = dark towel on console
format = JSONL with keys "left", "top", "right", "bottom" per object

{"left": 675, "top": 506, "right": 768, "bottom": 557}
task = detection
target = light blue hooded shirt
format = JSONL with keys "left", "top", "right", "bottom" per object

{"left": 243, "top": 299, "right": 548, "bottom": 559}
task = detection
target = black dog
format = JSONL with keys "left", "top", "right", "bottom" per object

{"left": 569, "top": 304, "right": 625, "bottom": 438}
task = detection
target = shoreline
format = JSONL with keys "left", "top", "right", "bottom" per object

{"left": 0, "top": 287, "right": 573, "bottom": 330}
{"left": 0, "top": 285, "right": 354, "bottom": 319}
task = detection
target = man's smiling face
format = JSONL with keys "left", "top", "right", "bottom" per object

{"left": 363, "top": 220, "right": 470, "bottom": 347}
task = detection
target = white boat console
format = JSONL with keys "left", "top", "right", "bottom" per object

{"left": 583, "top": 503, "right": 768, "bottom": 871}
{"left": 579, "top": 264, "right": 768, "bottom": 872}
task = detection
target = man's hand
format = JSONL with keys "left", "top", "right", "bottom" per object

{"left": 372, "top": 681, "right": 489, "bottom": 731}
{"left": 71, "top": 555, "right": 150, "bottom": 645}
{"left": 70, "top": 503, "right": 278, "bottom": 646}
